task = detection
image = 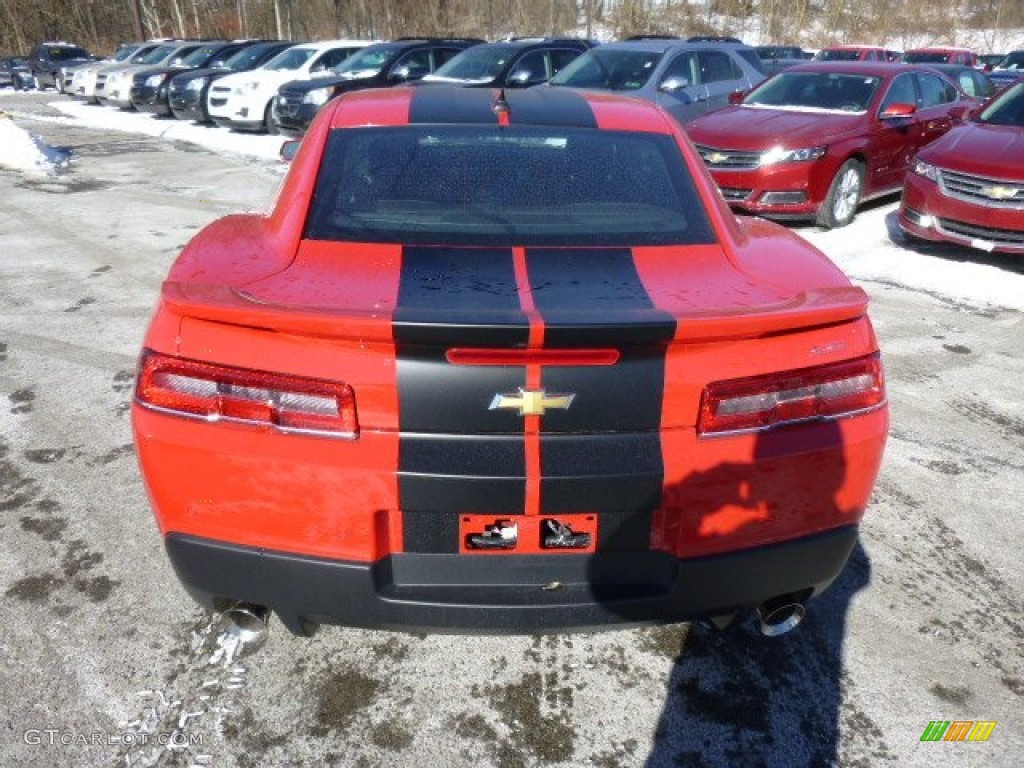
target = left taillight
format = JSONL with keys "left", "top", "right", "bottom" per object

{"left": 134, "top": 349, "right": 358, "bottom": 439}
{"left": 698, "top": 353, "right": 885, "bottom": 436}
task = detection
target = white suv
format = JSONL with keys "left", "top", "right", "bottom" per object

{"left": 207, "top": 40, "right": 370, "bottom": 133}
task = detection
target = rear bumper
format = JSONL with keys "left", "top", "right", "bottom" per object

{"left": 166, "top": 525, "right": 859, "bottom": 634}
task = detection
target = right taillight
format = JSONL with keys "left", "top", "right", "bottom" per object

{"left": 698, "top": 353, "right": 885, "bottom": 436}
{"left": 135, "top": 349, "right": 358, "bottom": 439}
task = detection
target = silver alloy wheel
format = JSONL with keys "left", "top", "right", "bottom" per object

{"left": 832, "top": 166, "right": 861, "bottom": 223}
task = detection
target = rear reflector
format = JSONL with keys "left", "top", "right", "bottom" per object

{"left": 135, "top": 349, "right": 358, "bottom": 438}
{"left": 698, "top": 353, "right": 885, "bottom": 435}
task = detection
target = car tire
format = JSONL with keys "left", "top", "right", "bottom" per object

{"left": 817, "top": 159, "right": 864, "bottom": 229}
{"left": 264, "top": 102, "right": 278, "bottom": 135}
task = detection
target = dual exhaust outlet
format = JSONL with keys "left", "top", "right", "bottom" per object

{"left": 217, "top": 592, "right": 808, "bottom": 650}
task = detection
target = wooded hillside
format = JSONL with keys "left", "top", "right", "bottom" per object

{"left": 2, "top": 0, "right": 1022, "bottom": 55}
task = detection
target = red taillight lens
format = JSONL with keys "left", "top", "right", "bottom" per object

{"left": 698, "top": 353, "right": 885, "bottom": 436}
{"left": 135, "top": 349, "right": 358, "bottom": 439}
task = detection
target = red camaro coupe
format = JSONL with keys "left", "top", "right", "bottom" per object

{"left": 132, "top": 86, "right": 889, "bottom": 638}
{"left": 900, "top": 80, "right": 1024, "bottom": 255}
{"left": 685, "top": 62, "right": 977, "bottom": 228}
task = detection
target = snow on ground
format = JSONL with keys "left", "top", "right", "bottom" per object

{"left": 0, "top": 110, "right": 72, "bottom": 174}
{"left": 2, "top": 94, "right": 1022, "bottom": 313}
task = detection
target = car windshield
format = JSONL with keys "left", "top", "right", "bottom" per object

{"left": 430, "top": 45, "right": 516, "bottom": 80}
{"left": 815, "top": 50, "right": 864, "bottom": 61}
{"left": 138, "top": 45, "right": 178, "bottom": 65}
{"left": 745, "top": 71, "right": 881, "bottom": 112}
{"left": 180, "top": 46, "right": 221, "bottom": 67}
{"left": 48, "top": 46, "right": 90, "bottom": 60}
{"left": 997, "top": 52, "right": 1024, "bottom": 70}
{"left": 305, "top": 125, "right": 715, "bottom": 247}
{"left": 976, "top": 82, "right": 1024, "bottom": 126}
{"left": 113, "top": 45, "right": 140, "bottom": 62}
{"left": 224, "top": 43, "right": 279, "bottom": 70}
{"left": 128, "top": 45, "right": 160, "bottom": 63}
{"left": 549, "top": 49, "right": 662, "bottom": 91}
{"left": 902, "top": 52, "right": 951, "bottom": 63}
{"left": 335, "top": 46, "right": 395, "bottom": 75}
{"left": 263, "top": 47, "right": 317, "bottom": 71}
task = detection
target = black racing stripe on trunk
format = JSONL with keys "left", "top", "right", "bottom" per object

{"left": 525, "top": 248, "right": 676, "bottom": 346}
{"left": 539, "top": 433, "right": 664, "bottom": 516}
{"left": 400, "top": 435, "right": 525, "bottom": 552}
{"left": 396, "top": 348, "right": 528, "bottom": 433}
{"left": 408, "top": 87, "right": 499, "bottom": 124}
{"left": 536, "top": 346, "right": 666, "bottom": 432}
{"left": 393, "top": 246, "right": 529, "bottom": 346}
{"left": 506, "top": 88, "right": 598, "bottom": 127}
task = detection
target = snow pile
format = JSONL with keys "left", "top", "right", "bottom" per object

{"left": 0, "top": 111, "right": 72, "bottom": 174}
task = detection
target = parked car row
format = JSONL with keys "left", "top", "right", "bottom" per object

{"left": 9, "top": 35, "right": 1022, "bottom": 250}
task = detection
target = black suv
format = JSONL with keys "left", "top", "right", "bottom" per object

{"left": 272, "top": 38, "right": 483, "bottom": 137}
{"left": 417, "top": 37, "right": 595, "bottom": 90}
{"left": 29, "top": 41, "right": 94, "bottom": 91}
{"left": 169, "top": 40, "right": 293, "bottom": 124}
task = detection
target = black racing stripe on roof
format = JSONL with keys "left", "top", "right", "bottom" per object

{"left": 408, "top": 86, "right": 499, "bottom": 124}
{"left": 506, "top": 88, "right": 598, "bottom": 127}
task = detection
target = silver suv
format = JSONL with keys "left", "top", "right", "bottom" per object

{"left": 548, "top": 39, "right": 767, "bottom": 125}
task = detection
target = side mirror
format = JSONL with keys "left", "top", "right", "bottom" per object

{"left": 728, "top": 90, "right": 745, "bottom": 104}
{"left": 507, "top": 69, "right": 532, "bottom": 86}
{"left": 280, "top": 139, "right": 300, "bottom": 163}
{"left": 389, "top": 66, "right": 411, "bottom": 83}
{"left": 658, "top": 76, "right": 690, "bottom": 93}
{"left": 879, "top": 102, "right": 916, "bottom": 119}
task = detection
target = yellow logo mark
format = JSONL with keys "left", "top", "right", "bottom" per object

{"left": 489, "top": 389, "right": 575, "bottom": 416}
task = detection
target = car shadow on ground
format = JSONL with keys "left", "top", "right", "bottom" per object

{"left": 643, "top": 540, "right": 871, "bottom": 767}
{"left": 593, "top": 419, "right": 874, "bottom": 765}
{"left": 883, "top": 210, "right": 1024, "bottom": 275}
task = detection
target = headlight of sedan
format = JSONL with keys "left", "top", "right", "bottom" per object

{"left": 145, "top": 74, "right": 165, "bottom": 88}
{"left": 302, "top": 87, "right": 332, "bottom": 106}
{"left": 760, "top": 145, "right": 827, "bottom": 165}
{"left": 911, "top": 158, "right": 939, "bottom": 181}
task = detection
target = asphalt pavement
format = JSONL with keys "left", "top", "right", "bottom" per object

{"left": 0, "top": 92, "right": 1020, "bottom": 767}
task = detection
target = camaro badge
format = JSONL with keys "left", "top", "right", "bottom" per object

{"left": 980, "top": 185, "right": 1019, "bottom": 201}
{"left": 489, "top": 388, "right": 575, "bottom": 416}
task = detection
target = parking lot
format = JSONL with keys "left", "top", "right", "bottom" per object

{"left": 0, "top": 91, "right": 1021, "bottom": 767}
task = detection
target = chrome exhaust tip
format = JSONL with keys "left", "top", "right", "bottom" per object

{"left": 756, "top": 594, "right": 806, "bottom": 637}
{"left": 221, "top": 602, "right": 270, "bottom": 651}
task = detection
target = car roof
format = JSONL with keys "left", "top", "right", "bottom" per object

{"left": 905, "top": 46, "right": 975, "bottom": 53}
{"left": 328, "top": 85, "right": 675, "bottom": 132}
{"left": 783, "top": 61, "right": 925, "bottom": 77}
{"left": 588, "top": 39, "right": 754, "bottom": 53}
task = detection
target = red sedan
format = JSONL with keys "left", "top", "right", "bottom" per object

{"left": 132, "top": 86, "right": 889, "bottom": 638}
{"left": 685, "top": 62, "right": 977, "bottom": 228}
{"left": 900, "top": 80, "right": 1024, "bottom": 254}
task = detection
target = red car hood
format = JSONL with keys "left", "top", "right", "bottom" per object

{"left": 162, "top": 221, "right": 866, "bottom": 345}
{"left": 687, "top": 106, "right": 865, "bottom": 149}
{"left": 919, "top": 122, "right": 1024, "bottom": 179}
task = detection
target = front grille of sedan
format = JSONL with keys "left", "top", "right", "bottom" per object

{"left": 937, "top": 217, "right": 1024, "bottom": 245}
{"left": 939, "top": 169, "right": 1024, "bottom": 209}
{"left": 275, "top": 90, "right": 303, "bottom": 118}
{"left": 694, "top": 144, "right": 762, "bottom": 170}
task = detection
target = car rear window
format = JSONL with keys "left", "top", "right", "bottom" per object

{"left": 305, "top": 125, "right": 715, "bottom": 247}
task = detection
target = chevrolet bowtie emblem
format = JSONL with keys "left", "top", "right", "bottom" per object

{"left": 705, "top": 151, "right": 730, "bottom": 164}
{"left": 980, "top": 185, "right": 1019, "bottom": 200}
{"left": 489, "top": 388, "right": 575, "bottom": 416}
